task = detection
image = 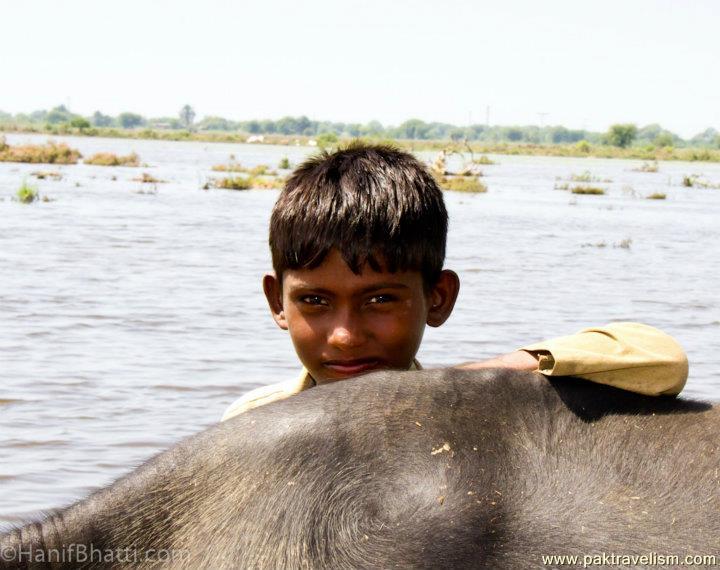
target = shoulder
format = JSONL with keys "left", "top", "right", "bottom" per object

{"left": 221, "top": 369, "right": 314, "bottom": 421}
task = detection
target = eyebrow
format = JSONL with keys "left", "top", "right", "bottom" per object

{"left": 291, "top": 283, "right": 410, "bottom": 296}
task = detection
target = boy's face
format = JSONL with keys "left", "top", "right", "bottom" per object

{"left": 263, "top": 249, "right": 459, "bottom": 384}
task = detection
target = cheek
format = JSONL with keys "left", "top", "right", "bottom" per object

{"left": 375, "top": 301, "right": 427, "bottom": 346}
{"left": 284, "top": 309, "right": 324, "bottom": 354}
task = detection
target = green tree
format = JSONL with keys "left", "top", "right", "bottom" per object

{"left": 653, "top": 133, "right": 674, "bottom": 148}
{"left": 276, "top": 116, "right": 299, "bottom": 134}
{"left": 92, "top": 111, "right": 113, "bottom": 127}
{"left": 362, "top": 120, "right": 384, "bottom": 137}
{"left": 179, "top": 104, "right": 196, "bottom": 129}
{"left": 606, "top": 124, "right": 638, "bottom": 148}
{"left": 199, "top": 116, "right": 230, "bottom": 131}
{"left": 504, "top": 127, "right": 523, "bottom": 142}
{"left": 30, "top": 110, "right": 47, "bottom": 123}
{"left": 316, "top": 132, "right": 338, "bottom": 148}
{"left": 449, "top": 128, "right": 465, "bottom": 141}
{"left": 70, "top": 117, "right": 91, "bottom": 130}
{"left": 259, "top": 119, "right": 276, "bottom": 134}
{"left": 46, "top": 105, "right": 73, "bottom": 124}
{"left": 118, "top": 112, "right": 144, "bottom": 129}
{"left": 689, "top": 128, "right": 719, "bottom": 147}
{"left": 245, "top": 120, "right": 261, "bottom": 134}
{"left": 397, "top": 119, "right": 429, "bottom": 139}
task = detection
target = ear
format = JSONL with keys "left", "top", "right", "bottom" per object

{"left": 263, "top": 273, "right": 288, "bottom": 330}
{"left": 426, "top": 270, "right": 460, "bottom": 327}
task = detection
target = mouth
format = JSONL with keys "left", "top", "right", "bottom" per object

{"left": 322, "top": 358, "right": 383, "bottom": 376}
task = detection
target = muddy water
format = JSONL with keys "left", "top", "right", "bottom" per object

{"left": 1, "top": 133, "right": 718, "bottom": 524}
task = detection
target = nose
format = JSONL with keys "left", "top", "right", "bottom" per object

{"left": 327, "top": 310, "right": 367, "bottom": 350}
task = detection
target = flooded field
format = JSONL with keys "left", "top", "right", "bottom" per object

{"left": 1, "top": 133, "right": 719, "bottom": 524}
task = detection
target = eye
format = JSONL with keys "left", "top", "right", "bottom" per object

{"left": 300, "top": 295, "right": 328, "bottom": 306}
{"left": 367, "top": 294, "right": 395, "bottom": 305}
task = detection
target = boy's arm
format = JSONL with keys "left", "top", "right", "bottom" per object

{"left": 456, "top": 322, "right": 688, "bottom": 396}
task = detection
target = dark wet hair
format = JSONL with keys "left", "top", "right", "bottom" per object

{"left": 269, "top": 142, "right": 448, "bottom": 287}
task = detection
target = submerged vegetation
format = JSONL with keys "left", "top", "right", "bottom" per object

{"left": 212, "top": 163, "right": 278, "bottom": 176}
{"left": 472, "top": 155, "right": 495, "bottom": 165}
{"left": 31, "top": 170, "right": 62, "bottom": 180}
{"left": 0, "top": 137, "right": 81, "bottom": 164}
{"left": 556, "top": 171, "right": 612, "bottom": 183}
{"left": 571, "top": 186, "right": 606, "bottom": 195}
{"left": 85, "top": 152, "right": 140, "bottom": 167}
{"left": 209, "top": 175, "right": 285, "bottom": 191}
{"left": 568, "top": 171, "right": 612, "bottom": 183}
{"left": 211, "top": 162, "right": 245, "bottom": 173}
{"left": 212, "top": 176, "right": 253, "bottom": 190}
{"left": 16, "top": 181, "right": 39, "bottom": 203}
{"left": 681, "top": 175, "right": 720, "bottom": 189}
{"left": 633, "top": 161, "right": 659, "bottom": 173}
{"left": 429, "top": 150, "right": 487, "bottom": 193}
{"left": 437, "top": 176, "right": 487, "bottom": 193}
{"left": 133, "top": 172, "right": 165, "bottom": 183}
{"left": 582, "top": 238, "right": 632, "bottom": 249}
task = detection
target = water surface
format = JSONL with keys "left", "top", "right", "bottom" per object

{"left": 1, "top": 134, "right": 718, "bottom": 524}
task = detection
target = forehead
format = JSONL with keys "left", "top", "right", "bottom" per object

{"left": 281, "top": 249, "right": 424, "bottom": 294}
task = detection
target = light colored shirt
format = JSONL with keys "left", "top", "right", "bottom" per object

{"left": 520, "top": 321, "right": 687, "bottom": 397}
{"left": 221, "top": 322, "right": 688, "bottom": 421}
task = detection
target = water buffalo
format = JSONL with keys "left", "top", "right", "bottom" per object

{"left": 1, "top": 369, "right": 718, "bottom": 569}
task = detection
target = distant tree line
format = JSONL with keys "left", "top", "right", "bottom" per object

{"left": 0, "top": 104, "right": 718, "bottom": 148}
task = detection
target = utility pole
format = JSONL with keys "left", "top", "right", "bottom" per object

{"left": 485, "top": 106, "right": 490, "bottom": 128}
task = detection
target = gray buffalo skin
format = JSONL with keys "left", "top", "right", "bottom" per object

{"left": 1, "top": 369, "right": 718, "bottom": 569}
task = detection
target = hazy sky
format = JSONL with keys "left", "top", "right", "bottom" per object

{"left": 2, "top": 0, "right": 718, "bottom": 137}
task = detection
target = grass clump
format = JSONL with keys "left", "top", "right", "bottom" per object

{"left": 213, "top": 176, "right": 253, "bottom": 190}
{"left": 247, "top": 176, "right": 285, "bottom": 189}
{"left": 455, "top": 165, "right": 483, "bottom": 177}
{"left": 212, "top": 162, "right": 245, "bottom": 172}
{"left": 634, "top": 161, "right": 659, "bottom": 173}
{"left": 567, "top": 171, "right": 612, "bottom": 183}
{"left": 0, "top": 139, "right": 81, "bottom": 164}
{"left": 249, "top": 164, "right": 276, "bottom": 176}
{"left": 85, "top": 152, "right": 140, "bottom": 166}
{"left": 615, "top": 238, "right": 632, "bottom": 249}
{"left": 278, "top": 157, "right": 291, "bottom": 169}
{"left": 133, "top": 172, "right": 165, "bottom": 183}
{"left": 31, "top": 170, "right": 62, "bottom": 180}
{"left": 472, "top": 155, "right": 495, "bottom": 165}
{"left": 681, "top": 175, "right": 720, "bottom": 189}
{"left": 16, "top": 181, "right": 39, "bottom": 203}
{"left": 438, "top": 176, "right": 488, "bottom": 193}
{"left": 571, "top": 186, "right": 606, "bottom": 195}
{"left": 211, "top": 163, "right": 276, "bottom": 176}
{"left": 646, "top": 192, "right": 666, "bottom": 200}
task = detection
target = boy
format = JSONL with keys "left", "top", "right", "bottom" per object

{"left": 222, "top": 143, "right": 687, "bottom": 421}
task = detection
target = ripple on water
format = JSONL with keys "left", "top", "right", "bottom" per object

{"left": 3, "top": 439, "right": 70, "bottom": 449}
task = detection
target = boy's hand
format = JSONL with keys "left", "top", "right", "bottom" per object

{"left": 454, "top": 350, "right": 540, "bottom": 372}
